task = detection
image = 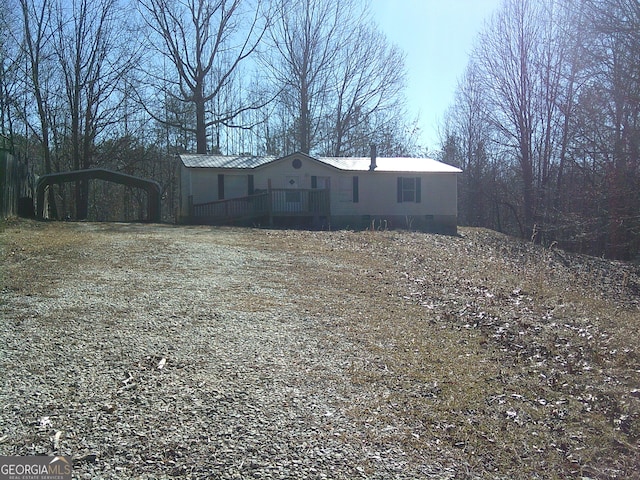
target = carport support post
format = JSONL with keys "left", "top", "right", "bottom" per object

{"left": 36, "top": 183, "right": 45, "bottom": 219}
{"left": 267, "top": 179, "right": 273, "bottom": 227}
{"left": 148, "top": 186, "right": 162, "bottom": 223}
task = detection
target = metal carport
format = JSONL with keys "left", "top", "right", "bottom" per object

{"left": 36, "top": 168, "right": 161, "bottom": 222}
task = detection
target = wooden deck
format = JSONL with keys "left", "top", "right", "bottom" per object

{"left": 189, "top": 188, "right": 330, "bottom": 225}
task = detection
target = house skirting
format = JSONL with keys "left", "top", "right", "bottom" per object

{"left": 181, "top": 212, "right": 457, "bottom": 235}
{"left": 328, "top": 214, "right": 458, "bottom": 234}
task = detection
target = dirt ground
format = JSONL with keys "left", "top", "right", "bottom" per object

{"left": 1, "top": 221, "right": 639, "bottom": 479}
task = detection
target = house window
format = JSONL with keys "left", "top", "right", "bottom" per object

{"left": 225, "top": 174, "right": 248, "bottom": 198}
{"left": 397, "top": 177, "right": 421, "bottom": 203}
{"left": 311, "top": 176, "right": 330, "bottom": 189}
{"left": 219, "top": 174, "right": 251, "bottom": 200}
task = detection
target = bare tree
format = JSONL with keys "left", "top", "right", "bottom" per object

{"left": 18, "top": 0, "right": 54, "bottom": 167}
{"left": 552, "top": 0, "right": 587, "bottom": 212}
{"left": 576, "top": 0, "right": 640, "bottom": 257}
{"left": 473, "top": 0, "right": 579, "bottom": 240}
{"left": 139, "top": 0, "right": 270, "bottom": 154}
{"left": 442, "top": 61, "right": 497, "bottom": 228}
{"left": 446, "top": 0, "right": 640, "bottom": 258}
{"left": 263, "top": 0, "right": 409, "bottom": 157}
{"left": 328, "top": 23, "right": 406, "bottom": 156}
{"left": 264, "top": 0, "right": 353, "bottom": 154}
{"left": 53, "top": 0, "right": 141, "bottom": 218}
{"left": 9, "top": 0, "right": 67, "bottom": 217}
{"left": 474, "top": 0, "right": 542, "bottom": 237}
{"left": 0, "top": 2, "right": 20, "bottom": 138}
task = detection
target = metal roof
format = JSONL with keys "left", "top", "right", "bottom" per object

{"left": 180, "top": 154, "right": 277, "bottom": 169}
{"left": 180, "top": 153, "right": 462, "bottom": 173}
{"left": 318, "top": 156, "right": 462, "bottom": 173}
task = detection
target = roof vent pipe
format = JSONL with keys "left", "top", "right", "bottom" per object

{"left": 369, "top": 145, "right": 377, "bottom": 171}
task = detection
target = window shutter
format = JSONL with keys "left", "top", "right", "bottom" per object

{"left": 353, "top": 176, "right": 359, "bottom": 203}
{"left": 397, "top": 177, "right": 403, "bottom": 203}
{"left": 415, "top": 178, "right": 421, "bottom": 203}
{"left": 218, "top": 174, "right": 225, "bottom": 200}
{"left": 248, "top": 175, "right": 254, "bottom": 195}
{"left": 311, "top": 176, "right": 317, "bottom": 189}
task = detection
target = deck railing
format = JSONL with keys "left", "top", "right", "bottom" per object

{"left": 190, "top": 188, "right": 329, "bottom": 223}
{"left": 270, "top": 188, "right": 330, "bottom": 215}
{"left": 192, "top": 192, "right": 269, "bottom": 219}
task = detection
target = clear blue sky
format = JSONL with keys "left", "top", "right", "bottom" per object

{"left": 370, "top": 0, "right": 502, "bottom": 150}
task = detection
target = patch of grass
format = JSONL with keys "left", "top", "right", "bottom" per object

{"left": 323, "top": 228, "right": 640, "bottom": 478}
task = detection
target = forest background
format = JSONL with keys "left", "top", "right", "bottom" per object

{"left": 0, "top": 0, "right": 638, "bottom": 260}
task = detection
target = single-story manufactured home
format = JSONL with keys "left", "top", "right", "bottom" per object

{"left": 178, "top": 150, "right": 462, "bottom": 234}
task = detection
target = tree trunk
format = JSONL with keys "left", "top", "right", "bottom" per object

{"left": 299, "top": 78, "right": 310, "bottom": 154}
{"left": 195, "top": 81, "right": 207, "bottom": 154}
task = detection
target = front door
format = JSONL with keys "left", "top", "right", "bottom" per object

{"left": 315, "top": 176, "right": 330, "bottom": 189}
{"left": 310, "top": 176, "right": 330, "bottom": 213}
{"left": 284, "top": 175, "right": 302, "bottom": 212}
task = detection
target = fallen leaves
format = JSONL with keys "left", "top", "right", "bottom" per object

{"left": 0, "top": 222, "right": 638, "bottom": 479}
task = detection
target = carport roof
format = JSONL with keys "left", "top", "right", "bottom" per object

{"left": 180, "top": 153, "right": 462, "bottom": 173}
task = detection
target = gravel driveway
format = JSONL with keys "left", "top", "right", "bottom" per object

{"left": 2, "top": 222, "right": 639, "bottom": 479}
{"left": 0, "top": 223, "right": 450, "bottom": 479}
